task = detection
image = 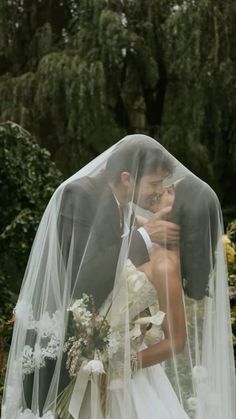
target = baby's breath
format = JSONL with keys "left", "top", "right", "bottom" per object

{"left": 64, "top": 294, "right": 119, "bottom": 377}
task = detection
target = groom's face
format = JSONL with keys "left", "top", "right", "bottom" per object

{"left": 133, "top": 169, "right": 168, "bottom": 210}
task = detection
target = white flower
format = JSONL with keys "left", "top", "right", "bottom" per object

{"left": 83, "top": 360, "right": 105, "bottom": 375}
{"left": 69, "top": 298, "right": 92, "bottom": 326}
{"left": 69, "top": 295, "right": 89, "bottom": 311}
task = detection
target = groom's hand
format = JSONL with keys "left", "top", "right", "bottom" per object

{"left": 143, "top": 206, "right": 180, "bottom": 246}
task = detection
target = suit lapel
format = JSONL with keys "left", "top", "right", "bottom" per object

{"left": 92, "top": 176, "right": 122, "bottom": 240}
{"left": 103, "top": 187, "right": 122, "bottom": 238}
{"left": 92, "top": 173, "right": 134, "bottom": 240}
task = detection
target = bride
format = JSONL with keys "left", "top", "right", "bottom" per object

{"left": 2, "top": 135, "right": 235, "bottom": 419}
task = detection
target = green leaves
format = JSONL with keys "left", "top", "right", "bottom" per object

{"left": 0, "top": 0, "right": 235, "bottom": 208}
{"left": 0, "top": 121, "right": 63, "bottom": 292}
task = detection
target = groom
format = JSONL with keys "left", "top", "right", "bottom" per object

{"left": 24, "top": 136, "right": 180, "bottom": 412}
{"left": 59, "top": 136, "right": 180, "bottom": 307}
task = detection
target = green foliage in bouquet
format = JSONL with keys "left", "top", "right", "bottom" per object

{"left": 64, "top": 294, "right": 111, "bottom": 377}
{"left": 56, "top": 294, "right": 113, "bottom": 418}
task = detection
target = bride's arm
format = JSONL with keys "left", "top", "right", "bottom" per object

{"left": 137, "top": 248, "right": 186, "bottom": 368}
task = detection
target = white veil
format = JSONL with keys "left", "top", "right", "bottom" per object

{"left": 2, "top": 134, "right": 235, "bottom": 419}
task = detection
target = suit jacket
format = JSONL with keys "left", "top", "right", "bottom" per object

{"left": 24, "top": 172, "right": 150, "bottom": 412}
{"left": 58, "top": 172, "right": 149, "bottom": 307}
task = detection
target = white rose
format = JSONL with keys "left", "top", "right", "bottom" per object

{"left": 83, "top": 360, "right": 105, "bottom": 375}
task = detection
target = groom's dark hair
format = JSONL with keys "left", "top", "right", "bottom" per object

{"left": 105, "top": 137, "right": 174, "bottom": 183}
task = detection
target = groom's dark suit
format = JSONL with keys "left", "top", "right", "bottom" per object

{"left": 24, "top": 172, "right": 150, "bottom": 412}
{"left": 59, "top": 171, "right": 149, "bottom": 307}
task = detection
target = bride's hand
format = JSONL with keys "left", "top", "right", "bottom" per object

{"left": 143, "top": 207, "right": 180, "bottom": 246}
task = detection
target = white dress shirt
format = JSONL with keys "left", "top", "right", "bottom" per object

{"left": 112, "top": 193, "right": 152, "bottom": 249}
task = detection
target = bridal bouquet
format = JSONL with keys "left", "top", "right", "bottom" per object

{"left": 64, "top": 294, "right": 112, "bottom": 376}
{"left": 56, "top": 294, "right": 118, "bottom": 418}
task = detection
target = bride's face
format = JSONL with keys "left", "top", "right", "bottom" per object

{"left": 133, "top": 169, "right": 169, "bottom": 210}
{"left": 156, "top": 185, "right": 175, "bottom": 211}
{"left": 144, "top": 185, "right": 175, "bottom": 213}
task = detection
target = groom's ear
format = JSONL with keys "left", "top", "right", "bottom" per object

{"left": 120, "top": 171, "right": 133, "bottom": 187}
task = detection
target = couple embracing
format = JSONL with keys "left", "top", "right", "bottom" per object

{"left": 2, "top": 135, "right": 235, "bottom": 419}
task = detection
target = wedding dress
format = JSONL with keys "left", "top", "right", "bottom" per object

{"left": 99, "top": 259, "right": 190, "bottom": 419}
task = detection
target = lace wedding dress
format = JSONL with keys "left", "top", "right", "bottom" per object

{"left": 79, "top": 259, "right": 190, "bottom": 419}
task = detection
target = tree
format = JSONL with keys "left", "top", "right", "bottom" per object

{"left": 0, "top": 0, "right": 235, "bottom": 212}
{"left": 0, "top": 121, "right": 63, "bottom": 402}
{"left": 161, "top": 0, "right": 236, "bottom": 208}
{"left": 0, "top": 121, "right": 63, "bottom": 293}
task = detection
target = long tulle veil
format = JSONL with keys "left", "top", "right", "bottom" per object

{"left": 2, "top": 134, "right": 235, "bottom": 419}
